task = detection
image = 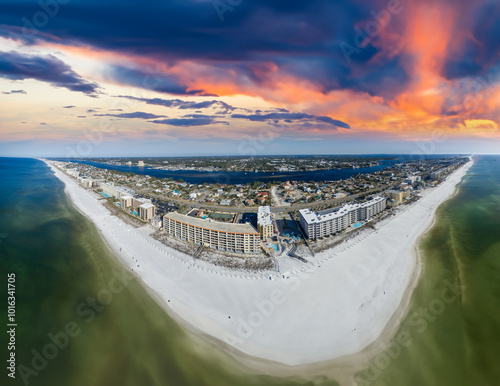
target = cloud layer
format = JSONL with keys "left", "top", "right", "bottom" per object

{"left": 0, "top": 0, "right": 499, "bottom": 149}
{"left": 0, "top": 51, "right": 100, "bottom": 95}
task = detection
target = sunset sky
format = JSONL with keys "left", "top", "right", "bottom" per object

{"left": 0, "top": 0, "right": 499, "bottom": 156}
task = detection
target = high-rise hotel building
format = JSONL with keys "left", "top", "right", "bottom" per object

{"left": 257, "top": 206, "right": 274, "bottom": 239}
{"left": 163, "top": 212, "right": 260, "bottom": 254}
{"left": 299, "top": 197, "right": 387, "bottom": 239}
{"left": 101, "top": 182, "right": 135, "bottom": 199}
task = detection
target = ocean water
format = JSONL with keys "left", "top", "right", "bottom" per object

{"left": 355, "top": 155, "right": 500, "bottom": 386}
{"left": 1, "top": 156, "right": 498, "bottom": 386}
{"left": 0, "top": 158, "right": 337, "bottom": 386}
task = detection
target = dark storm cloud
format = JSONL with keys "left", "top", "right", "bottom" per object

{"left": 2, "top": 89, "right": 27, "bottom": 94}
{"left": 0, "top": 0, "right": 497, "bottom": 100}
{"left": 441, "top": 1, "right": 500, "bottom": 81}
{"left": 0, "top": 51, "right": 100, "bottom": 95}
{"left": 0, "top": 0, "right": 406, "bottom": 96}
{"left": 442, "top": 58, "right": 483, "bottom": 80}
{"left": 116, "top": 95, "right": 349, "bottom": 128}
{"left": 0, "top": 1, "right": 362, "bottom": 60}
{"left": 150, "top": 116, "right": 229, "bottom": 127}
{"left": 231, "top": 113, "right": 350, "bottom": 129}
{"left": 107, "top": 66, "right": 208, "bottom": 96}
{"left": 94, "top": 112, "right": 166, "bottom": 119}
{"left": 474, "top": 2, "right": 500, "bottom": 56}
{"left": 117, "top": 96, "right": 235, "bottom": 111}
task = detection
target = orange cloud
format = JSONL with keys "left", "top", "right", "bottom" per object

{"left": 37, "top": 8, "right": 500, "bottom": 143}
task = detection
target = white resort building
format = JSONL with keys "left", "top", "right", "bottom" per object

{"left": 299, "top": 196, "right": 387, "bottom": 239}
{"left": 101, "top": 182, "right": 135, "bottom": 199}
{"left": 257, "top": 206, "right": 274, "bottom": 239}
{"left": 163, "top": 212, "right": 260, "bottom": 254}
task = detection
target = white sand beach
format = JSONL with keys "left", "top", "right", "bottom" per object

{"left": 43, "top": 158, "right": 472, "bottom": 369}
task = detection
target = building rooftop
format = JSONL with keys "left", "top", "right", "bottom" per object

{"left": 299, "top": 196, "right": 386, "bottom": 224}
{"left": 257, "top": 206, "right": 273, "bottom": 227}
{"left": 139, "top": 203, "right": 155, "bottom": 209}
{"left": 165, "top": 212, "right": 259, "bottom": 234}
{"left": 101, "top": 182, "right": 135, "bottom": 195}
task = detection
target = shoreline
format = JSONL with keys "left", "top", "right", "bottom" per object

{"left": 41, "top": 157, "right": 473, "bottom": 382}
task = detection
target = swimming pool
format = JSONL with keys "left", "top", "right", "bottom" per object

{"left": 268, "top": 243, "right": 279, "bottom": 251}
{"left": 100, "top": 192, "right": 111, "bottom": 198}
{"left": 353, "top": 222, "right": 363, "bottom": 228}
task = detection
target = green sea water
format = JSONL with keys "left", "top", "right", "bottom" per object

{"left": 0, "top": 158, "right": 337, "bottom": 386}
{"left": 355, "top": 155, "right": 500, "bottom": 386}
{"left": 1, "top": 156, "right": 499, "bottom": 386}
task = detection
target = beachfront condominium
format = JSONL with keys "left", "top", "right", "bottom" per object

{"left": 132, "top": 197, "right": 152, "bottom": 209}
{"left": 163, "top": 212, "right": 260, "bottom": 254}
{"left": 120, "top": 195, "right": 156, "bottom": 220}
{"left": 388, "top": 190, "right": 405, "bottom": 206}
{"left": 139, "top": 203, "right": 156, "bottom": 221}
{"left": 257, "top": 206, "right": 274, "bottom": 239}
{"left": 299, "top": 196, "right": 387, "bottom": 240}
{"left": 66, "top": 168, "right": 79, "bottom": 177}
{"left": 430, "top": 167, "right": 452, "bottom": 180}
{"left": 101, "top": 182, "right": 135, "bottom": 199}
{"left": 78, "top": 176, "right": 105, "bottom": 189}
{"left": 91, "top": 178, "right": 105, "bottom": 188}
{"left": 120, "top": 195, "right": 134, "bottom": 208}
{"left": 80, "top": 178, "right": 93, "bottom": 188}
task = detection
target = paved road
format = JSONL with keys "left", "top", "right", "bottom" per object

{"left": 149, "top": 183, "right": 395, "bottom": 213}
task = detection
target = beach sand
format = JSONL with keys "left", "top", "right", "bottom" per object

{"left": 43, "top": 158, "right": 473, "bottom": 383}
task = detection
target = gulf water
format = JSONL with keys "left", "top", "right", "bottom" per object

{"left": 356, "top": 155, "right": 500, "bottom": 386}
{"left": 1, "top": 156, "right": 499, "bottom": 386}
{"left": 0, "top": 158, "right": 334, "bottom": 386}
